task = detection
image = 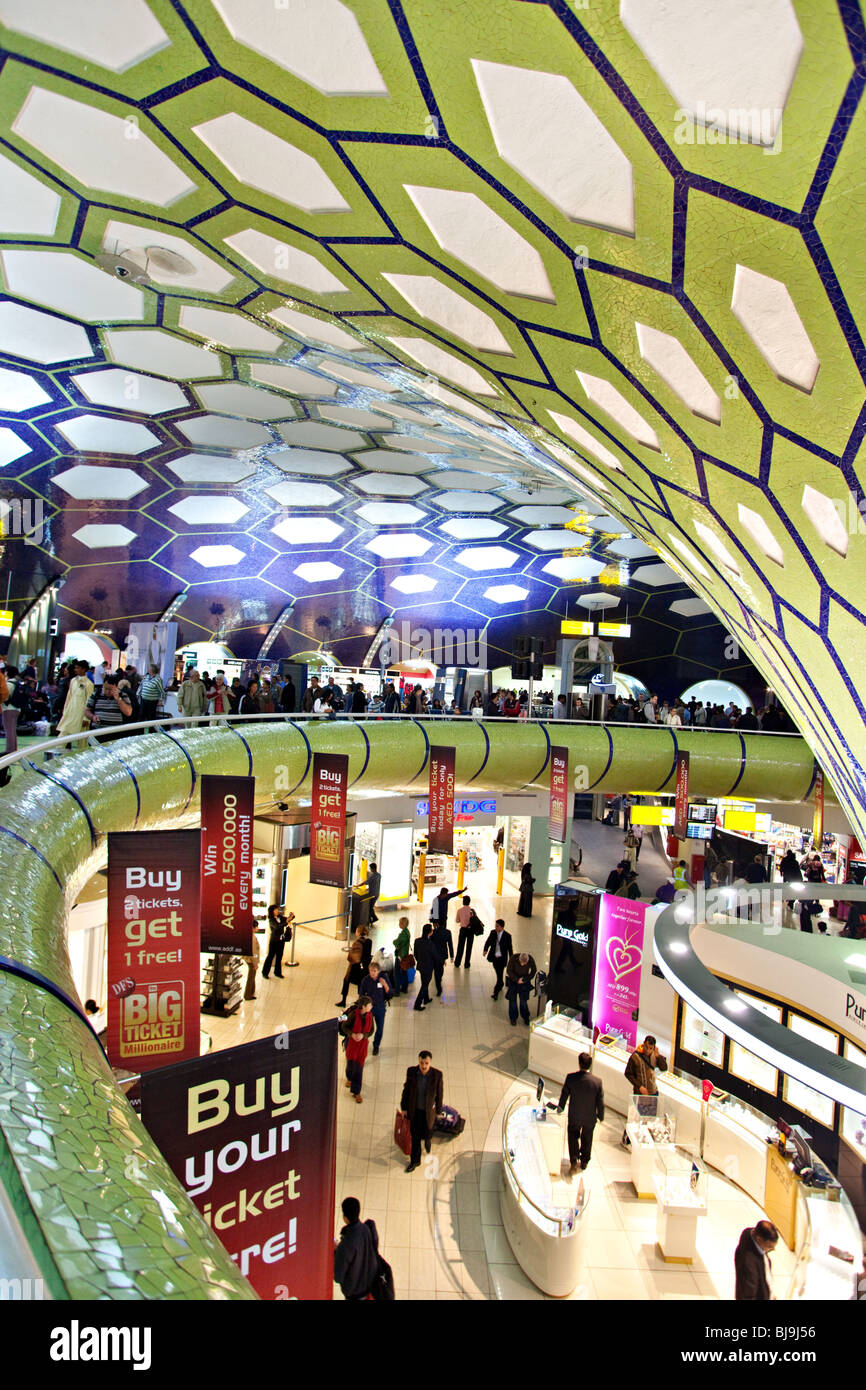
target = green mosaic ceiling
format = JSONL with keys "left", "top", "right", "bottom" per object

{"left": 1, "top": 0, "right": 866, "bottom": 831}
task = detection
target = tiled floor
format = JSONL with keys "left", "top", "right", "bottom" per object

{"left": 203, "top": 833, "right": 788, "bottom": 1300}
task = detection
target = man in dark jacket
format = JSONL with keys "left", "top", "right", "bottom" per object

{"left": 366, "top": 863, "right": 381, "bottom": 924}
{"left": 557, "top": 1053, "right": 605, "bottom": 1174}
{"left": 734, "top": 1221, "right": 778, "bottom": 1300}
{"left": 279, "top": 676, "right": 296, "bottom": 713}
{"left": 400, "top": 1050, "right": 444, "bottom": 1173}
{"left": 483, "top": 919, "right": 513, "bottom": 1000}
{"left": 430, "top": 918, "right": 453, "bottom": 997}
{"left": 505, "top": 951, "right": 537, "bottom": 1025}
{"left": 412, "top": 923, "right": 436, "bottom": 1012}
{"left": 622, "top": 1035, "right": 667, "bottom": 1147}
{"left": 430, "top": 886, "right": 461, "bottom": 928}
{"left": 334, "top": 1196, "right": 379, "bottom": 1300}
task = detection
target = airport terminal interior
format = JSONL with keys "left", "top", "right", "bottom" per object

{"left": 0, "top": 0, "right": 865, "bottom": 1305}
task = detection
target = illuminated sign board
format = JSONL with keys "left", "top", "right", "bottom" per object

{"left": 560, "top": 620, "right": 594, "bottom": 636}
{"left": 415, "top": 798, "right": 497, "bottom": 817}
{"left": 597, "top": 622, "right": 632, "bottom": 638}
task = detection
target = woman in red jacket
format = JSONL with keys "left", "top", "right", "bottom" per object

{"left": 344, "top": 997, "right": 374, "bottom": 1103}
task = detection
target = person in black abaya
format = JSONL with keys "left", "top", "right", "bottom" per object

{"left": 517, "top": 862, "right": 535, "bottom": 917}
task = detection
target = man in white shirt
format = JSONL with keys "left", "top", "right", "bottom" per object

{"left": 453, "top": 896, "right": 475, "bottom": 967}
{"left": 552, "top": 694, "right": 567, "bottom": 720}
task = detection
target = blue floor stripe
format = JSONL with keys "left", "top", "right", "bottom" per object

{"left": 227, "top": 724, "right": 254, "bottom": 776}
{"left": 520, "top": 724, "right": 551, "bottom": 791}
{"left": 656, "top": 728, "right": 679, "bottom": 792}
{"left": 349, "top": 724, "right": 371, "bottom": 787}
{"left": 281, "top": 720, "right": 312, "bottom": 797}
{"left": 0, "top": 825, "right": 63, "bottom": 893}
{"left": 26, "top": 762, "right": 98, "bottom": 848}
{"left": 411, "top": 719, "right": 431, "bottom": 784}
{"left": 467, "top": 721, "right": 491, "bottom": 784}
{"left": 726, "top": 734, "right": 748, "bottom": 796}
{"left": 588, "top": 726, "right": 614, "bottom": 790}
{"left": 158, "top": 729, "right": 197, "bottom": 811}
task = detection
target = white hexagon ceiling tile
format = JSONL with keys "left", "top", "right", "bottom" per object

{"left": 3, "top": 0, "right": 866, "bottom": 841}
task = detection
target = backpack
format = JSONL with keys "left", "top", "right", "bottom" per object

{"left": 339, "top": 1004, "right": 360, "bottom": 1046}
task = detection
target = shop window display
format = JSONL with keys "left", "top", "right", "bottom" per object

{"left": 728, "top": 990, "right": 782, "bottom": 1095}
{"left": 679, "top": 1002, "right": 725, "bottom": 1067}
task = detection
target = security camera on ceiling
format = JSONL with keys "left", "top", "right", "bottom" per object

{"left": 93, "top": 243, "right": 197, "bottom": 288}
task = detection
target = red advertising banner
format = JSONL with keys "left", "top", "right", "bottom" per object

{"left": 549, "top": 745, "right": 569, "bottom": 843}
{"left": 673, "top": 750, "right": 690, "bottom": 840}
{"left": 701, "top": 1079, "right": 715, "bottom": 1102}
{"left": 201, "top": 774, "right": 254, "bottom": 956}
{"left": 428, "top": 745, "right": 456, "bottom": 853}
{"left": 137, "top": 1021, "right": 338, "bottom": 1300}
{"left": 106, "top": 830, "right": 201, "bottom": 1072}
{"left": 813, "top": 764, "right": 825, "bottom": 848}
{"left": 591, "top": 893, "right": 646, "bottom": 1051}
{"left": 310, "top": 752, "right": 349, "bottom": 887}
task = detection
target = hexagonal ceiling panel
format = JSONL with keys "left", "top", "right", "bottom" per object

{"left": 3, "top": 0, "right": 865, "bottom": 840}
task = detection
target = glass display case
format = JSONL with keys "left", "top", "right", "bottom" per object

{"left": 655, "top": 1149, "right": 708, "bottom": 1212}
{"left": 500, "top": 1096, "right": 591, "bottom": 1297}
{"left": 655, "top": 1150, "right": 708, "bottom": 1264}
{"left": 533, "top": 1003, "right": 593, "bottom": 1045}
{"left": 627, "top": 1096, "right": 676, "bottom": 1146}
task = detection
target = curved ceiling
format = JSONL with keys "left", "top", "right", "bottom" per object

{"left": 0, "top": 0, "right": 864, "bottom": 830}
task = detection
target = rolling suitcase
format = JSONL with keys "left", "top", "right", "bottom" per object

{"left": 433, "top": 1104, "right": 465, "bottom": 1138}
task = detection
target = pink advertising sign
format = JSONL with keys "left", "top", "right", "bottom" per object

{"left": 591, "top": 893, "right": 646, "bottom": 1050}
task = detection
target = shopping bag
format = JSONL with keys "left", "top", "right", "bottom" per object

{"left": 405, "top": 966, "right": 416, "bottom": 984}
{"left": 394, "top": 1109, "right": 412, "bottom": 1156}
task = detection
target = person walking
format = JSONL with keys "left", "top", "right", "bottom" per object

{"left": 453, "top": 896, "right": 475, "bottom": 967}
{"left": 557, "top": 1052, "right": 605, "bottom": 1174}
{"left": 631, "top": 822, "right": 644, "bottom": 861}
{"left": 483, "top": 919, "right": 513, "bottom": 1000}
{"left": 334, "top": 1196, "right": 380, "bottom": 1298}
{"left": 365, "top": 862, "right": 381, "bottom": 923}
{"left": 392, "top": 916, "right": 411, "bottom": 996}
{"left": 505, "top": 951, "right": 537, "bottom": 1026}
{"left": 605, "top": 862, "right": 627, "bottom": 894}
{"left": 138, "top": 664, "right": 164, "bottom": 724}
{"left": 517, "top": 862, "right": 535, "bottom": 917}
{"left": 622, "top": 829, "right": 638, "bottom": 870}
{"left": 430, "top": 885, "right": 461, "bottom": 930}
{"left": 343, "top": 996, "right": 374, "bottom": 1103}
{"left": 412, "top": 923, "right": 436, "bottom": 1011}
{"left": 430, "top": 915, "right": 453, "bottom": 997}
{"left": 336, "top": 925, "right": 371, "bottom": 1007}
{"left": 359, "top": 960, "right": 391, "bottom": 1056}
{"left": 262, "top": 905, "right": 293, "bottom": 980}
{"left": 242, "top": 929, "right": 260, "bottom": 1001}
{"left": 178, "top": 669, "right": 207, "bottom": 723}
{"left": 734, "top": 1220, "right": 779, "bottom": 1300}
{"left": 779, "top": 848, "right": 802, "bottom": 929}
{"left": 400, "top": 1050, "right": 444, "bottom": 1173}
{"left": 57, "top": 660, "right": 93, "bottom": 739}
